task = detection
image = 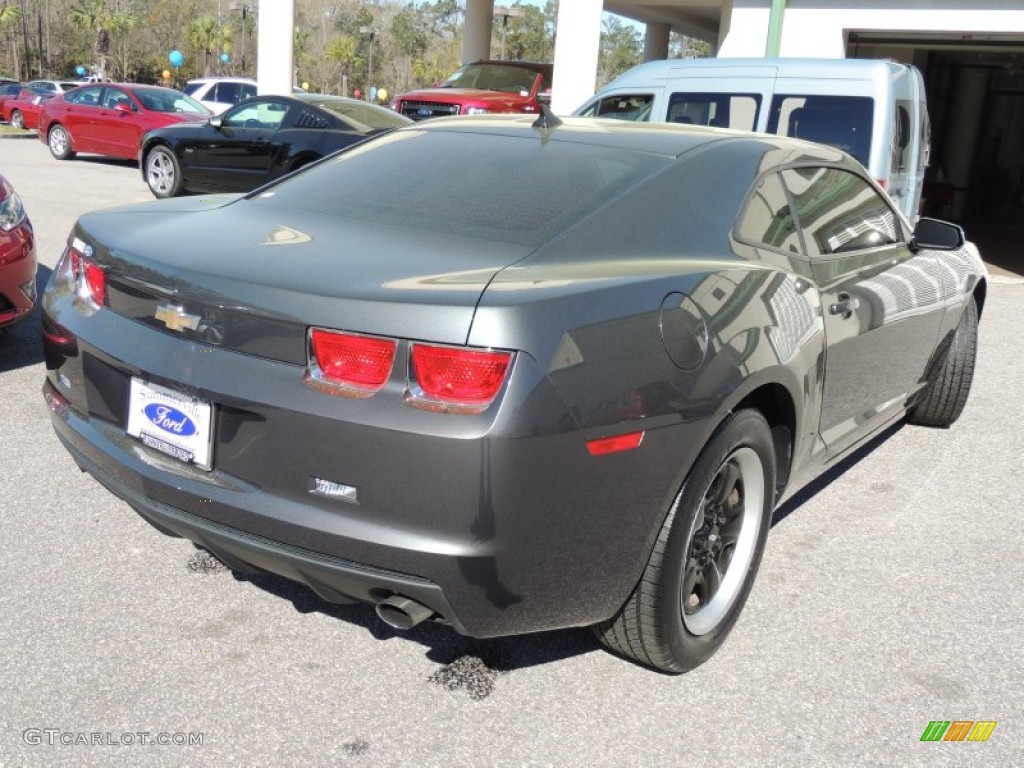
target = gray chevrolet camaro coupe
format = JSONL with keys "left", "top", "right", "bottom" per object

{"left": 41, "top": 115, "right": 986, "bottom": 673}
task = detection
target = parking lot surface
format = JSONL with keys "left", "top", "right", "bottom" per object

{"left": 1, "top": 137, "right": 1021, "bottom": 766}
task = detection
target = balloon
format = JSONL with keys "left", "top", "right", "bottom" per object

{"left": 369, "top": 86, "right": 377, "bottom": 102}
{"left": 162, "top": 70, "right": 171, "bottom": 80}
{"left": 169, "top": 50, "right": 184, "bottom": 68}
{"left": 75, "top": 66, "right": 86, "bottom": 76}
{"left": 353, "top": 88, "right": 361, "bottom": 99}
{"left": 378, "top": 88, "right": 387, "bottom": 102}
{"left": 220, "top": 53, "right": 230, "bottom": 64}
{"left": 301, "top": 81, "right": 309, "bottom": 90}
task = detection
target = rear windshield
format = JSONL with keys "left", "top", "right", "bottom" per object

{"left": 314, "top": 98, "right": 410, "bottom": 130}
{"left": 261, "top": 129, "right": 668, "bottom": 247}
{"left": 767, "top": 95, "right": 873, "bottom": 167}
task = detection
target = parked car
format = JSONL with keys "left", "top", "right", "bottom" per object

{"left": 0, "top": 174, "right": 36, "bottom": 331}
{"left": 140, "top": 93, "right": 411, "bottom": 198}
{"left": 0, "top": 82, "right": 27, "bottom": 113}
{"left": 3, "top": 89, "right": 56, "bottom": 130}
{"left": 41, "top": 116, "right": 985, "bottom": 673}
{"left": 183, "top": 77, "right": 258, "bottom": 114}
{"left": 38, "top": 83, "right": 211, "bottom": 162}
{"left": 392, "top": 60, "right": 552, "bottom": 120}
{"left": 24, "top": 79, "right": 81, "bottom": 94}
{"left": 575, "top": 58, "right": 930, "bottom": 221}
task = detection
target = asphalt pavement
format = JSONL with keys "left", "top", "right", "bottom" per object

{"left": 0, "top": 135, "right": 1021, "bottom": 766}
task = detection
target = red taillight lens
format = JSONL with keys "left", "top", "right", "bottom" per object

{"left": 68, "top": 246, "right": 106, "bottom": 306}
{"left": 84, "top": 261, "right": 106, "bottom": 306}
{"left": 310, "top": 329, "right": 396, "bottom": 392}
{"left": 411, "top": 344, "right": 512, "bottom": 407}
{"left": 876, "top": 178, "right": 888, "bottom": 190}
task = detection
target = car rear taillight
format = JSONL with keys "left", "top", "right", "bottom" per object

{"left": 61, "top": 241, "right": 106, "bottom": 308}
{"left": 409, "top": 344, "right": 512, "bottom": 410}
{"left": 83, "top": 261, "right": 106, "bottom": 305}
{"left": 308, "top": 328, "right": 396, "bottom": 395}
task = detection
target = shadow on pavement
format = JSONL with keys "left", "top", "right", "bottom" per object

{"left": 235, "top": 569, "right": 600, "bottom": 673}
{"left": 771, "top": 420, "right": 905, "bottom": 527}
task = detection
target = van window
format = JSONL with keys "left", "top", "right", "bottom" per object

{"left": 577, "top": 94, "right": 653, "bottom": 121}
{"left": 666, "top": 93, "right": 760, "bottom": 130}
{"left": 768, "top": 96, "right": 873, "bottom": 168}
{"left": 780, "top": 167, "right": 900, "bottom": 257}
{"left": 893, "top": 101, "right": 912, "bottom": 171}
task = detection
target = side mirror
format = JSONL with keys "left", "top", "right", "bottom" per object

{"left": 115, "top": 102, "right": 133, "bottom": 113}
{"left": 911, "top": 217, "right": 965, "bottom": 251}
{"left": 210, "top": 116, "right": 223, "bottom": 130}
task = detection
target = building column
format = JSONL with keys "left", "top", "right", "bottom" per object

{"left": 256, "top": 0, "right": 294, "bottom": 94}
{"left": 551, "top": 0, "right": 603, "bottom": 114}
{"left": 462, "top": 0, "right": 493, "bottom": 64}
{"left": 945, "top": 66, "right": 989, "bottom": 220}
{"left": 643, "top": 23, "right": 671, "bottom": 62}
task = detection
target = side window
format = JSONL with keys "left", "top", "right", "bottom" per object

{"left": 240, "top": 84, "right": 257, "bottom": 101}
{"left": 67, "top": 86, "right": 103, "bottom": 106}
{"left": 223, "top": 101, "right": 288, "bottom": 129}
{"left": 892, "top": 101, "right": 912, "bottom": 171}
{"left": 102, "top": 88, "right": 132, "bottom": 110}
{"left": 781, "top": 167, "right": 901, "bottom": 257}
{"left": 768, "top": 96, "right": 874, "bottom": 168}
{"left": 215, "top": 83, "right": 241, "bottom": 104}
{"left": 578, "top": 93, "right": 653, "bottom": 122}
{"left": 666, "top": 93, "right": 760, "bottom": 130}
{"left": 736, "top": 172, "right": 803, "bottom": 254}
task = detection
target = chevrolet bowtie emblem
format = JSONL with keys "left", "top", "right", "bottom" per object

{"left": 154, "top": 304, "right": 201, "bottom": 332}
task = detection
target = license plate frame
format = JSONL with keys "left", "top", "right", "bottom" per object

{"left": 126, "top": 378, "right": 214, "bottom": 470}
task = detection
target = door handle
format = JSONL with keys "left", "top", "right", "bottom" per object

{"left": 828, "top": 292, "right": 859, "bottom": 319}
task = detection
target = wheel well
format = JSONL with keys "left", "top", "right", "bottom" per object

{"left": 973, "top": 279, "right": 987, "bottom": 319}
{"left": 734, "top": 383, "right": 796, "bottom": 498}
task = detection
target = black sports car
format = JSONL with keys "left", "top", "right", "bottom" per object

{"left": 140, "top": 93, "right": 411, "bottom": 198}
{"left": 43, "top": 115, "right": 986, "bottom": 673}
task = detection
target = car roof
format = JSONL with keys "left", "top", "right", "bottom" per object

{"left": 186, "top": 77, "right": 256, "bottom": 85}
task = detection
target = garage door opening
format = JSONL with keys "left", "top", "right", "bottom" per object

{"left": 850, "top": 34, "right": 1024, "bottom": 278}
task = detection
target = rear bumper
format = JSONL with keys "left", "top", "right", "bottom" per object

{"left": 54, "top": 417, "right": 460, "bottom": 629}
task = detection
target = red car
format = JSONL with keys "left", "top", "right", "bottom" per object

{"left": 38, "top": 83, "right": 211, "bottom": 161}
{"left": 0, "top": 174, "right": 36, "bottom": 330}
{"left": 393, "top": 60, "right": 552, "bottom": 121}
{"left": 3, "top": 89, "right": 55, "bottom": 130}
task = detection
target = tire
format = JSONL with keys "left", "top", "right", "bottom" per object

{"left": 593, "top": 409, "right": 775, "bottom": 674}
{"left": 10, "top": 110, "right": 24, "bottom": 130}
{"left": 145, "top": 145, "right": 183, "bottom": 198}
{"left": 47, "top": 124, "right": 75, "bottom": 160}
{"left": 907, "top": 297, "right": 978, "bottom": 428}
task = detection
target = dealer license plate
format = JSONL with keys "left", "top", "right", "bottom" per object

{"left": 126, "top": 378, "right": 214, "bottom": 470}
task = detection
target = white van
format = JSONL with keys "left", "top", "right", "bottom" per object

{"left": 575, "top": 58, "right": 930, "bottom": 221}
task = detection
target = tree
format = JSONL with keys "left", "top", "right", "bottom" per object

{"left": 186, "top": 15, "right": 219, "bottom": 77}
{"left": 325, "top": 35, "right": 361, "bottom": 95}
{"left": 597, "top": 15, "right": 641, "bottom": 87}
{"left": 68, "top": 0, "right": 135, "bottom": 80}
{"left": 0, "top": 2, "right": 21, "bottom": 79}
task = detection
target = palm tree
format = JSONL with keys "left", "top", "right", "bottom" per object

{"left": 68, "top": 0, "right": 133, "bottom": 80}
{"left": 186, "top": 16, "right": 219, "bottom": 78}
{"left": 326, "top": 36, "right": 361, "bottom": 97}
